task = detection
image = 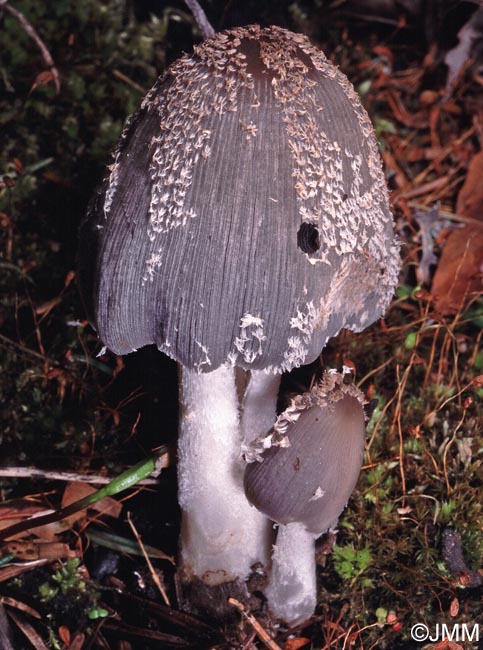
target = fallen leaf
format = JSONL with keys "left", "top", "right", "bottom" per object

{"left": 455, "top": 150, "right": 483, "bottom": 219}
{"left": 431, "top": 151, "right": 483, "bottom": 313}
{"left": 0, "top": 212, "right": 10, "bottom": 227}
{"left": 67, "top": 632, "right": 86, "bottom": 650}
{"left": 58, "top": 626, "right": 70, "bottom": 645}
{"left": 426, "top": 641, "right": 463, "bottom": 650}
{"left": 0, "top": 596, "right": 41, "bottom": 619}
{"left": 5, "top": 540, "right": 76, "bottom": 562}
{"left": 431, "top": 224, "right": 483, "bottom": 313}
{"left": 30, "top": 70, "right": 57, "bottom": 92}
{"left": 35, "top": 296, "right": 62, "bottom": 315}
{"left": 449, "top": 596, "right": 459, "bottom": 617}
{"left": 284, "top": 638, "right": 310, "bottom": 650}
{"left": 64, "top": 270, "right": 75, "bottom": 287}
{"left": 7, "top": 610, "right": 48, "bottom": 650}
{"left": 0, "top": 505, "right": 63, "bottom": 540}
{"left": 62, "top": 482, "right": 122, "bottom": 523}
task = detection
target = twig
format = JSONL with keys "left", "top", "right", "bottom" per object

{"left": 126, "top": 512, "right": 171, "bottom": 606}
{"left": 357, "top": 356, "right": 394, "bottom": 388}
{"left": 441, "top": 405, "right": 467, "bottom": 497}
{"left": 411, "top": 126, "right": 475, "bottom": 186}
{"left": 183, "top": 0, "right": 215, "bottom": 39}
{"left": 0, "top": 332, "right": 60, "bottom": 367}
{"left": 0, "top": 462, "right": 169, "bottom": 485}
{"left": 395, "top": 176, "right": 449, "bottom": 201}
{"left": 112, "top": 69, "right": 146, "bottom": 94}
{"left": 0, "top": 1, "right": 60, "bottom": 93}
{"left": 228, "top": 598, "right": 282, "bottom": 650}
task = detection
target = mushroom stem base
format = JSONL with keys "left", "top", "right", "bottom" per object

{"left": 266, "top": 522, "right": 317, "bottom": 625}
{"left": 178, "top": 364, "right": 270, "bottom": 587}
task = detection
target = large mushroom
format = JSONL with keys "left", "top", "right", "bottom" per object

{"left": 78, "top": 24, "right": 400, "bottom": 621}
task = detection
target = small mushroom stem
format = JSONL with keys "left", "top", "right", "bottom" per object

{"left": 177, "top": 364, "right": 270, "bottom": 587}
{"left": 240, "top": 371, "right": 281, "bottom": 445}
{"left": 265, "top": 522, "right": 317, "bottom": 625}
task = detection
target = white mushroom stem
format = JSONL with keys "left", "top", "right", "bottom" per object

{"left": 177, "top": 364, "right": 270, "bottom": 585}
{"left": 240, "top": 370, "right": 281, "bottom": 446}
{"left": 265, "top": 522, "right": 317, "bottom": 624}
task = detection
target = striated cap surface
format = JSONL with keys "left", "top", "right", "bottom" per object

{"left": 243, "top": 372, "right": 366, "bottom": 535}
{"left": 79, "top": 25, "right": 400, "bottom": 373}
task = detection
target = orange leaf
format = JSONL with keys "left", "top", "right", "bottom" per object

{"left": 431, "top": 151, "right": 483, "bottom": 314}
{"left": 64, "top": 270, "right": 75, "bottom": 287}
{"left": 456, "top": 150, "right": 483, "bottom": 219}
{"left": 58, "top": 626, "right": 71, "bottom": 644}
{"left": 31, "top": 70, "right": 56, "bottom": 91}
{"left": 431, "top": 224, "right": 483, "bottom": 313}
{"left": 284, "top": 638, "right": 310, "bottom": 650}
{"left": 449, "top": 596, "right": 459, "bottom": 617}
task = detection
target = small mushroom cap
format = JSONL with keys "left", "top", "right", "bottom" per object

{"left": 79, "top": 25, "right": 400, "bottom": 373}
{"left": 244, "top": 373, "right": 366, "bottom": 535}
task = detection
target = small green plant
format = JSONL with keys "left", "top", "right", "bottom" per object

{"left": 332, "top": 544, "right": 373, "bottom": 587}
{"left": 38, "top": 558, "right": 86, "bottom": 602}
{"left": 88, "top": 606, "right": 109, "bottom": 620}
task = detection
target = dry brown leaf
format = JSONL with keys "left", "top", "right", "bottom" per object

{"left": 431, "top": 224, "right": 483, "bottom": 313}
{"left": 0, "top": 505, "right": 62, "bottom": 540}
{"left": 35, "top": 296, "right": 62, "bottom": 315}
{"left": 449, "top": 596, "right": 459, "bottom": 617}
{"left": 284, "top": 638, "right": 310, "bottom": 650}
{"left": 456, "top": 151, "right": 483, "bottom": 219}
{"left": 0, "top": 596, "right": 40, "bottom": 619}
{"left": 426, "top": 641, "right": 463, "bottom": 650}
{"left": 5, "top": 540, "right": 76, "bottom": 562}
{"left": 58, "top": 625, "right": 70, "bottom": 645}
{"left": 30, "top": 70, "right": 57, "bottom": 92}
{"left": 62, "top": 482, "right": 122, "bottom": 524}
{"left": 7, "top": 610, "right": 48, "bottom": 650}
{"left": 64, "top": 270, "right": 75, "bottom": 287}
{"left": 67, "top": 631, "right": 85, "bottom": 650}
{"left": 0, "top": 212, "right": 11, "bottom": 227}
{"left": 431, "top": 151, "right": 483, "bottom": 313}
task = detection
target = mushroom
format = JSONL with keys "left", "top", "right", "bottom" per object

{"left": 78, "top": 25, "right": 400, "bottom": 620}
{"left": 244, "top": 371, "right": 367, "bottom": 623}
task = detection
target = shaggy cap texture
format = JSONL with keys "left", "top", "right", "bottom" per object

{"left": 79, "top": 25, "right": 400, "bottom": 373}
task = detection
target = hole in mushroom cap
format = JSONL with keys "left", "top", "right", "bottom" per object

{"left": 297, "top": 222, "right": 320, "bottom": 255}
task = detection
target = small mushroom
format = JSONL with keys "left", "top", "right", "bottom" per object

{"left": 78, "top": 24, "right": 400, "bottom": 620}
{"left": 244, "top": 371, "right": 366, "bottom": 623}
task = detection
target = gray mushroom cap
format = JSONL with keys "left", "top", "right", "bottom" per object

{"left": 244, "top": 372, "right": 366, "bottom": 535}
{"left": 78, "top": 25, "right": 400, "bottom": 373}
